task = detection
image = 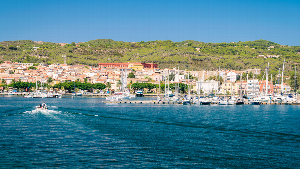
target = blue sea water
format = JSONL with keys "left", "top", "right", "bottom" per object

{"left": 0, "top": 96, "right": 300, "bottom": 168}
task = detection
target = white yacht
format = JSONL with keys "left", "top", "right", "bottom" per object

{"left": 250, "top": 97, "right": 262, "bottom": 105}
{"left": 219, "top": 99, "right": 228, "bottom": 105}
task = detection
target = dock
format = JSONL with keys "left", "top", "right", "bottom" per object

{"left": 103, "top": 100, "right": 181, "bottom": 104}
{"left": 103, "top": 100, "right": 300, "bottom": 105}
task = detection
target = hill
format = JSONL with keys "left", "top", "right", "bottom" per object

{"left": 1, "top": 39, "right": 300, "bottom": 73}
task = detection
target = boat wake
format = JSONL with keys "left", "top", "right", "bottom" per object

{"left": 25, "top": 109, "right": 62, "bottom": 115}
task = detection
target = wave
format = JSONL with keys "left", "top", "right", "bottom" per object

{"left": 24, "top": 109, "right": 62, "bottom": 115}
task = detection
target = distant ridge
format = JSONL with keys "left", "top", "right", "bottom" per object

{"left": 0, "top": 39, "right": 299, "bottom": 72}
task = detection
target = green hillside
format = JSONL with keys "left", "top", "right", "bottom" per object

{"left": 1, "top": 39, "right": 300, "bottom": 73}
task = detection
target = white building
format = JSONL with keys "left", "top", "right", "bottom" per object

{"left": 174, "top": 74, "right": 185, "bottom": 83}
{"left": 195, "top": 80, "right": 219, "bottom": 94}
{"left": 226, "top": 72, "right": 237, "bottom": 82}
{"left": 247, "top": 79, "right": 260, "bottom": 94}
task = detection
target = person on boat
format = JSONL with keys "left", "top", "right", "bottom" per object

{"left": 42, "top": 102, "right": 46, "bottom": 108}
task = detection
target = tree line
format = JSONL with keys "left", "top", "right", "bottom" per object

{"left": 0, "top": 79, "right": 107, "bottom": 92}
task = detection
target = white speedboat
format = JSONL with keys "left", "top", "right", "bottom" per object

{"left": 36, "top": 106, "right": 48, "bottom": 110}
{"left": 228, "top": 99, "right": 235, "bottom": 105}
{"left": 250, "top": 98, "right": 262, "bottom": 105}
{"left": 136, "top": 90, "right": 144, "bottom": 97}
{"left": 219, "top": 99, "right": 228, "bottom": 105}
{"left": 182, "top": 99, "right": 191, "bottom": 105}
{"left": 76, "top": 92, "right": 83, "bottom": 96}
{"left": 24, "top": 93, "right": 34, "bottom": 98}
{"left": 200, "top": 98, "right": 211, "bottom": 105}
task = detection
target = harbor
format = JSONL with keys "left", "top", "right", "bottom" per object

{"left": 102, "top": 99, "right": 300, "bottom": 105}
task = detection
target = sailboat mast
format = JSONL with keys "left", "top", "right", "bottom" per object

{"left": 36, "top": 76, "right": 37, "bottom": 93}
{"left": 281, "top": 60, "right": 285, "bottom": 94}
{"left": 252, "top": 72, "right": 254, "bottom": 96}
{"left": 295, "top": 65, "right": 297, "bottom": 94}
{"left": 125, "top": 68, "right": 127, "bottom": 92}
{"left": 158, "top": 77, "right": 160, "bottom": 96}
{"left": 266, "top": 62, "right": 269, "bottom": 96}
{"left": 167, "top": 70, "right": 169, "bottom": 99}
{"left": 219, "top": 66, "right": 220, "bottom": 93}
{"left": 188, "top": 71, "right": 190, "bottom": 98}
{"left": 178, "top": 66, "right": 180, "bottom": 93}
{"left": 164, "top": 73, "right": 166, "bottom": 97}
{"left": 240, "top": 73, "right": 242, "bottom": 98}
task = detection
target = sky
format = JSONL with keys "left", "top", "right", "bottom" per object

{"left": 1, "top": 0, "right": 300, "bottom": 45}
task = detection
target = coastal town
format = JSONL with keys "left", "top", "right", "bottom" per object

{"left": 0, "top": 59, "right": 297, "bottom": 102}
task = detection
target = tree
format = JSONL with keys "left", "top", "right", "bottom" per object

{"left": 28, "top": 66, "right": 37, "bottom": 70}
{"left": 207, "top": 75, "right": 223, "bottom": 84}
{"left": 288, "top": 71, "right": 300, "bottom": 92}
{"left": 84, "top": 78, "right": 88, "bottom": 83}
{"left": 93, "top": 83, "right": 106, "bottom": 90}
{"left": 47, "top": 77, "right": 53, "bottom": 84}
{"left": 117, "top": 80, "right": 122, "bottom": 90}
{"left": 1, "top": 79, "right": 6, "bottom": 85}
{"left": 242, "top": 72, "right": 254, "bottom": 79}
{"left": 128, "top": 72, "right": 135, "bottom": 78}
{"left": 169, "top": 73, "right": 175, "bottom": 81}
{"left": 106, "top": 82, "right": 111, "bottom": 90}
{"left": 185, "top": 73, "right": 193, "bottom": 79}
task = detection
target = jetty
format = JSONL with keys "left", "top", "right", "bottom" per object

{"left": 102, "top": 100, "right": 300, "bottom": 105}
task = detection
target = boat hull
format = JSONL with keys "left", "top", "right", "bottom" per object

{"left": 136, "top": 94, "right": 144, "bottom": 97}
{"left": 182, "top": 101, "right": 191, "bottom": 105}
{"left": 235, "top": 102, "right": 244, "bottom": 105}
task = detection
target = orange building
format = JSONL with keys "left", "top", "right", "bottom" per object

{"left": 259, "top": 80, "right": 274, "bottom": 93}
{"left": 98, "top": 62, "right": 158, "bottom": 69}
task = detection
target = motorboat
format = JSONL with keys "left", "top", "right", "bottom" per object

{"left": 182, "top": 99, "right": 191, "bottom": 105}
{"left": 8, "top": 91, "right": 14, "bottom": 95}
{"left": 136, "top": 90, "right": 144, "bottom": 97}
{"left": 227, "top": 96, "right": 235, "bottom": 105}
{"left": 24, "top": 93, "right": 34, "bottom": 98}
{"left": 235, "top": 98, "right": 244, "bottom": 105}
{"left": 76, "top": 92, "right": 83, "bottom": 96}
{"left": 36, "top": 105, "right": 48, "bottom": 110}
{"left": 106, "top": 95, "right": 118, "bottom": 101}
{"left": 200, "top": 98, "right": 211, "bottom": 105}
{"left": 171, "top": 96, "right": 180, "bottom": 102}
{"left": 32, "top": 92, "right": 47, "bottom": 98}
{"left": 250, "top": 98, "right": 261, "bottom": 105}
{"left": 219, "top": 99, "right": 228, "bottom": 105}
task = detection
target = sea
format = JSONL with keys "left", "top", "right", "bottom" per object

{"left": 0, "top": 95, "right": 300, "bottom": 168}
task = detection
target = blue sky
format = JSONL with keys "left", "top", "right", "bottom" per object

{"left": 1, "top": 0, "right": 300, "bottom": 45}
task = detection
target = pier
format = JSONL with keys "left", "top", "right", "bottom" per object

{"left": 102, "top": 100, "right": 300, "bottom": 105}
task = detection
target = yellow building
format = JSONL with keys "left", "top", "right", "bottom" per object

{"left": 128, "top": 63, "right": 144, "bottom": 71}
{"left": 221, "top": 81, "right": 238, "bottom": 94}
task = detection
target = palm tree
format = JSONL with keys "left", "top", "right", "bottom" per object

{"left": 47, "top": 77, "right": 53, "bottom": 86}
{"left": 117, "top": 80, "right": 122, "bottom": 91}
{"left": 106, "top": 82, "right": 111, "bottom": 93}
{"left": 169, "top": 73, "right": 175, "bottom": 81}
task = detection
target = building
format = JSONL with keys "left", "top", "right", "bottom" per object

{"left": 247, "top": 79, "right": 260, "bottom": 94}
{"left": 98, "top": 62, "right": 158, "bottom": 70}
{"left": 236, "top": 81, "right": 247, "bottom": 96}
{"left": 226, "top": 71, "right": 238, "bottom": 82}
{"left": 259, "top": 80, "right": 274, "bottom": 94}
{"left": 221, "top": 81, "right": 236, "bottom": 94}
{"left": 274, "top": 84, "right": 291, "bottom": 93}
{"left": 195, "top": 80, "right": 219, "bottom": 94}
